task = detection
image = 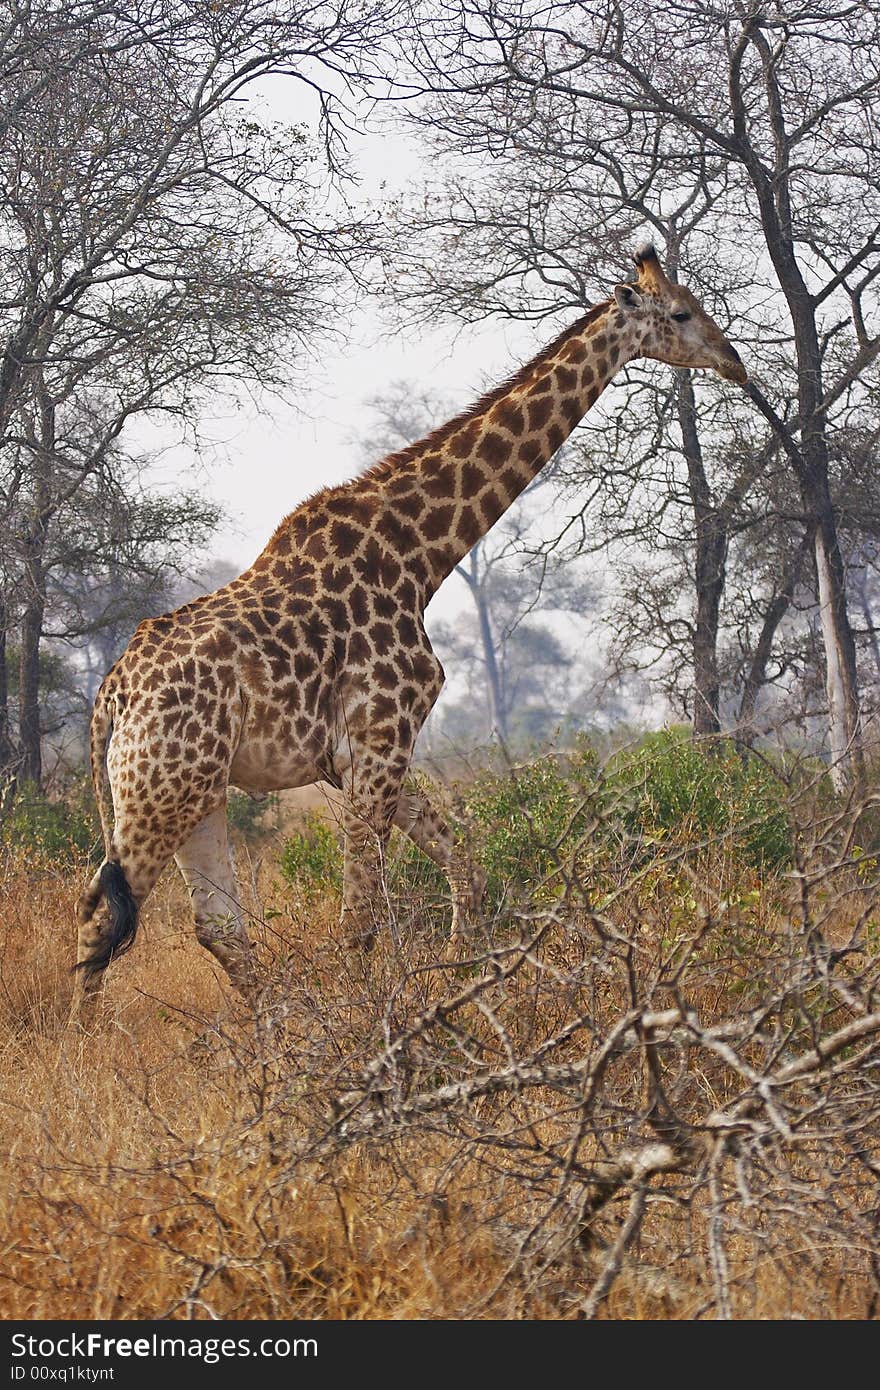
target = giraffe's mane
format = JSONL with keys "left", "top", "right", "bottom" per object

{"left": 263, "top": 300, "right": 608, "bottom": 553}
{"left": 361, "top": 301, "right": 607, "bottom": 485}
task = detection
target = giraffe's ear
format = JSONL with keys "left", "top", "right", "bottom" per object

{"left": 613, "top": 283, "right": 642, "bottom": 311}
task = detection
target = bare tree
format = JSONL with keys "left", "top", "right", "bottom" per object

{"left": 434, "top": 542, "right": 590, "bottom": 745}
{"left": 62, "top": 554, "right": 241, "bottom": 713}
{"left": 394, "top": 0, "right": 880, "bottom": 783}
{"left": 0, "top": 0, "right": 407, "bottom": 435}
{"left": 0, "top": 0, "right": 408, "bottom": 790}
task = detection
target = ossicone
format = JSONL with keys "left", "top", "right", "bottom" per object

{"left": 632, "top": 242, "right": 659, "bottom": 269}
{"left": 632, "top": 243, "right": 670, "bottom": 291}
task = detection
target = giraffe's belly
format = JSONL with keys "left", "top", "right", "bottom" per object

{"left": 229, "top": 706, "right": 330, "bottom": 792}
{"left": 229, "top": 740, "right": 325, "bottom": 794}
{"left": 230, "top": 665, "right": 341, "bottom": 793}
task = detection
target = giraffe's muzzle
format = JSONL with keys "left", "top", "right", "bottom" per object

{"left": 715, "top": 347, "right": 748, "bottom": 385}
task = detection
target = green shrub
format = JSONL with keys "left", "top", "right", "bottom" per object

{"left": 464, "top": 751, "right": 598, "bottom": 907}
{"left": 607, "top": 729, "right": 792, "bottom": 869}
{"left": 388, "top": 834, "right": 449, "bottom": 903}
{"left": 277, "top": 810, "right": 449, "bottom": 913}
{"left": 274, "top": 731, "right": 791, "bottom": 920}
{"left": 226, "top": 788, "right": 278, "bottom": 843}
{"left": 278, "top": 813, "right": 342, "bottom": 898}
{"left": 1, "top": 776, "right": 101, "bottom": 863}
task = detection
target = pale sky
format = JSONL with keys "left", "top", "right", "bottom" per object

{"left": 172, "top": 313, "right": 527, "bottom": 578}
{"left": 140, "top": 89, "right": 552, "bottom": 623}
{"left": 136, "top": 77, "right": 545, "bottom": 574}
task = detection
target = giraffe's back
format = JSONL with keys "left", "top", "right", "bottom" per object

{"left": 98, "top": 506, "right": 444, "bottom": 817}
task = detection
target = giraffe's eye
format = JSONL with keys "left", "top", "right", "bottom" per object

{"left": 671, "top": 310, "right": 691, "bottom": 323}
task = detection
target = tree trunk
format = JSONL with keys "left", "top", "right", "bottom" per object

{"left": 760, "top": 300, "right": 862, "bottom": 785}
{"left": 458, "top": 550, "right": 508, "bottom": 741}
{"left": 18, "top": 387, "right": 53, "bottom": 788}
{"left": 18, "top": 577, "right": 45, "bottom": 786}
{"left": 734, "top": 27, "right": 864, "bottom": 787}
{"left": 691, "top": 520, "right": 726, "bottom": 738}
{"left": 472, "top": 575, "right": 508, "bottom": 742}
{"left": 0, "top": 596, "right": 18, "bottom": 806}
{"left": 811, "top": 496, "right": 863, "bottom": 787}
{"left": 676, "top": 371, "right": 725, "bottom": 738}
{"left": 737, "top": 528, "right": 812, "bottom": 745}
{"left": 853, "top": 566, "right": 880, "bottom": 686}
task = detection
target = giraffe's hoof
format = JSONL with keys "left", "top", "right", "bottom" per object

{"left": 343, "top": 926, "right": 377, "bottom": 953}
{"left": 441, "top": 934, "right": 473, "bottom": 966}
{"left": 186, "top": 1033, "right": 216, "bottom": 1065}
{"left": 469, "top": 865, "right": 488, "bottom": 911}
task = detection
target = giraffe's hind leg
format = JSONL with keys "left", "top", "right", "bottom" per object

{"left": 71, "top": 853, "right": 168, "bottom": 1023}
{"left": 393, "top": 789, "right": 486, "bottom": 944}
{"left": 175, "top": 807, "right": 257, "bottom": 997}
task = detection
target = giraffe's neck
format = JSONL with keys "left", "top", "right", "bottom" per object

{"left": 378, "top": 300, "right": 638, "bottom": 599}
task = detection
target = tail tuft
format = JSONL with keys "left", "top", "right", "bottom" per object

{"left": 74, "top": 860, "right": 138, "bottom": 976}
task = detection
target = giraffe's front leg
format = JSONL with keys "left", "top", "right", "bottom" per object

{"left": 335, "top": 741, "right": 409, "bottom": 952}
{"left": 340, "top": 801, "right": 394, "bottom": 952}
{"left": 393, "top": 788, "right": 486, "bottom": 944}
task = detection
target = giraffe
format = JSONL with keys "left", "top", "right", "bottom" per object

{"left": 73, "top": 245, "right": 746, "bottom": 1005}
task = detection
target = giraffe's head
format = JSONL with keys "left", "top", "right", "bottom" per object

{"left": 612, "top": 245, "right": 747, "bottom": 385}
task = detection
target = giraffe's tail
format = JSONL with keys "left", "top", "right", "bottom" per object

{"left": 74, "top": 861, "right": 139, "bottom": 976}
{"left": 74, "top": 687, "right": 139, "bottom": 975}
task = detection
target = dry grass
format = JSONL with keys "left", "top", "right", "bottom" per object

{"left": 0, "top": 817, "right": 878, "bottom": 1321}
